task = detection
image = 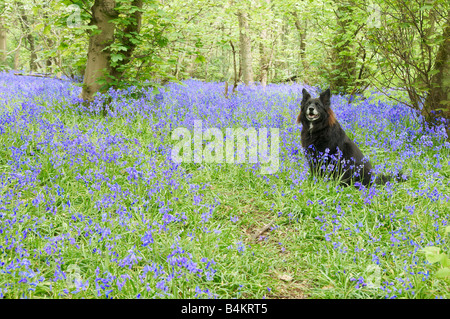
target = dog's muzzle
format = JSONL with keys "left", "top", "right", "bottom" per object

{"left": 306, "top": 107, "right": 320, "bottom": 121}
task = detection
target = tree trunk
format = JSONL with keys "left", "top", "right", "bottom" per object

{"left": 424, "top": 11, "right": 450, "bottom": 134}
{"left": 14, "top": 48, "right": 20, "bottom": 70}
{"left": 17, "top": 3, "right": 38, "bottom": 72}
{"left": 230, "top": 40, "right": 238, "bottom": 93}
{"left": 259, "top": 0, "right": 273, "bottom": 88}
{"left": 109, "top": 0, "right": 143, "bottom": 84}
{"left": 330, "top": 2, "right": 357, "bottom": 94}
{"left": 238, "top": 11, "right": 254, "bottom": 85}
{"left": 45, "top": 40, "right": 54, "bottom": 74}
{"left": 0, "top": 17, "right": 6, "bottom": 63}
{"left": 80, "top": 0, "right": 117, "bottom": 101}
{"left": 187, "top": 54, "right": 197, "bottom": 78}
{"left": 291, "top": 11, "right": 307, "bottom": 70}
{"left": 173, "top": 41, "right": 188, "bottom": 79}
{"left": 259, "top": 28, "right": 269, "bottom": 88}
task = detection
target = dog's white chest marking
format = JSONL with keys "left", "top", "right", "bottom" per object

{"left": 309, "top": 123, "right": 313, "bottom": 131}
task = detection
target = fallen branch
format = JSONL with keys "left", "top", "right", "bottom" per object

{"left": 13, "top": 73, "right": 67, "bottom": 81}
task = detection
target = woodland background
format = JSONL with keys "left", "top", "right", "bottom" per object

{"left": 0, "top": 0, "right": 448, "bottom": 128}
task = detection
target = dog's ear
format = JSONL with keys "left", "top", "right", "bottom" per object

{"left": 320, "top": 88, "right": 331, "bottom": 108}
{"left": 301, "top": 88, "right": 311, "bottom": 106}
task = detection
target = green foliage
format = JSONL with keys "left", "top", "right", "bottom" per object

{"left": 1, "top": 0, "right": 448, "bottom": 107}
{"left": 363, "top": 0, "right": 449, "bottom": 113}
{"left": 104, "top": 0, "right": 181, "bottom": 90}
{"left": 422, "top": 226, "right": 450, "bottom": 280}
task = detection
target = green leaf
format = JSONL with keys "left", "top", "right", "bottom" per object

{"left": 111, "top": 53, "right": 124, "bottom": 63}
{"left": 195, "top": 55, "right": 206, "bottom": 64}
{"left": 34, "top": 23, "right": 45, "bottom": 32}
{"left": 428, "top": 69, "right": 440, "bottom": 77}
{"left": 420, "top": 4, "right": 434, "bottom": 11}
{"left": 422, "top": 247, "right": 444, "bottom": 264}
{"left": 441, "top": 256, "right": 450, "bottom": 268}
{"left": 435, "top": 267, "right": 450, "bottom": 279}
{"left": 43, "top": 25, "right": 52, "bottom": 35}
{"left": 157, "top": 37, "right": 169, "bottom": 47}
{"left": 444, "top": 226, "right": 450, "bottom": 235}
{"left": 58, "top": 42, "right": 69, "bottom": 50}
{"left": 116, "top": 45, "right": 128, "bottom": 52}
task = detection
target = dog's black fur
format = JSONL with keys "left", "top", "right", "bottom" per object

{"left": 296, "top": 88, "right": 404, "bottom": 187}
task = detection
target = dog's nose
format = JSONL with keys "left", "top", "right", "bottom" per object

{"left": 308, "top": 107, "right": 314, "bottom": 112}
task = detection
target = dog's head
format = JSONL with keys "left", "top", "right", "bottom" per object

{"left": 296, "top": 88, "right": 335, "bottom": 127}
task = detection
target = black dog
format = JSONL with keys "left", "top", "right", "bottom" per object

{"left": 296, "top": 88, "right": 404, "bottom": 187}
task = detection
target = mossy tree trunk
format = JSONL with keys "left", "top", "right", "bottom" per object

{"left": 330, "top": 2, "right": 357, "bottom": 94}
{"left": 0, "top": 17, "right": 6, "bottom": 64}
{"left": 80, "top": 0, "right": 117, "bottom": 102}
{"left": 109, "top": 0, "right": 143, "bottom": 83}
{"left": 423, "top": 11, "right": 450, "bottom": 134}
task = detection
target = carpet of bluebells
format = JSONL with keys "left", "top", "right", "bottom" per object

{"left": 0, "top": 70, "right": 449, "bottom": 299}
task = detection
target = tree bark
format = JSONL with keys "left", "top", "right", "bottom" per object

{"left": 17, "top": 3, "right": 38, "bottom": 72}
{"left": 424, "top": 11, "right": 450, "bottom": 133}
{"left": 80, "top": 0, "right": 117, "bottom": 101}
{"left": 259, "top": 28, "right": 269, "bottom": 88}
{"left": 258, "top": 0, "right": 273, "bottom": 88}
{"left": 259, "top": 30, "right": 274, "bottom": 87}
{"left": 238, "top": 11, "right": 254, "bottom": 85}
{"left": 173, "top": 41, "right": 188, "bottom": 79}
{"left": 14, "top": 48, "right": 20, "bottom": 70}
{"left": 187, "top": 54, "right": 197, "bottom": 78}
{"left": 230, "top": 40, "right": 238, "bottom": 93}
{"left": 291, "top": 11, "right": 307, "bottom": 70}
{"left": 330, "top": 2, "right": 357, "bottom": 94}
{"left": 0, "top": 17, "right": 6, "bottom": 63}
